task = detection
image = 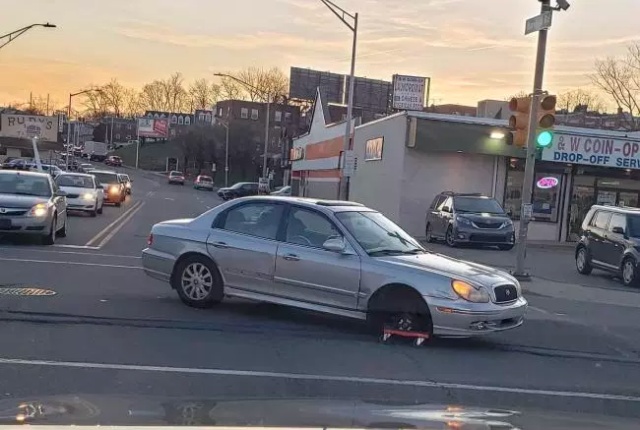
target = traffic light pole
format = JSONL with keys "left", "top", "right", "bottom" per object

{"left": 513, "top": 0, "right": 551, "bottom": 279}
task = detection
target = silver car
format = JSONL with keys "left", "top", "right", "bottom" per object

{"left": 0, "top": 170, "right": 68, "bottom": 245}
{"left": 142, "top": 197, "right": 527, "bottom": 337}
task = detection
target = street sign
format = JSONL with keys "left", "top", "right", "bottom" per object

{"left": 522, "top": 203, "right": 533, "bottom": 221}
{"left": 525, "top": 11, "right": 552, "bottom": 35}
{"left": 342, "top": 150, "right": 357, "bottom": 177}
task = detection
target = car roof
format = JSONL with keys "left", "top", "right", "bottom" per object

{"left": 0, "top": 170, "right": 50, "bottom": 179}
{"left": 590, "top": 204, "right": 640, "bottom": 214}
{"left": 236, "top": 196, "right": 369, "bottom": 212}
{"left": 89, "top": 169, "right": 118, "bottom": 175}
{"left": 58, "top": 172, "right": 95, "bottom": 178}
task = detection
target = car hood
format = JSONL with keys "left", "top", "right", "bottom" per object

{"left": 376, "top": 252, "right": 517, "bottom": 287}
{"left": 59, "top": 186, "right": 95, "bottom": 195}
{"left": 456, "top": 212, "right": 510, "bottom": 223}
{"left": 0, "top": 194, "right": 50, "bottom": 209}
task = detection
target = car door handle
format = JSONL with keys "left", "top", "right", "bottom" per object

{"left": 283, "top": 253, "right": 300, "bottom": 261}
{"left": 211, "top": 241, "right": 229, "bottom": 249}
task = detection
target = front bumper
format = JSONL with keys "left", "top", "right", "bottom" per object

{"left": 195, "top": 183, "right": 214, "bottom": 190}
{"left": 66, "top": 196, "right": 97, "bottom": 211}
{"left": 428, "top": 296, "right": 527, "bottom": 337}
{"left": 453, "top": 225, "right": 515, "bottom": 245}
{"left": 0, "top": 214, "right": 52, "bottom": 235}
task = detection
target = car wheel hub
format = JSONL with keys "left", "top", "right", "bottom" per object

{"left": 181, "top": 263, "right": 213, "bottom": 300}
{"left": 577, "top": 250, "right": 585, "bottom": 269}
{"left": 624, "top": 262, "right": 634, "bottom": 283}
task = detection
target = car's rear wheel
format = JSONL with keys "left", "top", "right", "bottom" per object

{"left": 425, "top": 223, "right": 433, "bottom": 243}
{"left": 621, "top": 257, "right": 638, "bottom": 287}
{"left": 576, "top": 246, "right": 592, "bottom": 275}
{"left": 57, "top": 216, "right": 67, "bottom": 237}
{"left": 173, "top": 255, "right": 223, "bottom": 308}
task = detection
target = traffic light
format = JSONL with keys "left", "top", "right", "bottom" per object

{"left": 536, "top": 95, "right": 556, "bottom": 148}
{"left": 507, "top": 94, "right": 557, "bottom": 149}
{"left": 507, "top": 96, "right": 530, "bottom": 148}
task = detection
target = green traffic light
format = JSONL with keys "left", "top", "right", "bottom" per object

{"left": 537, "top": 130, "right": 553, "bottom": 148}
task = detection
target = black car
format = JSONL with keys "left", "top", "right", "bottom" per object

{"left": 217, "top": 182, "right": 259, "bottom": 200}
{"left": 576, "top": 205, "right": 640, "bottom": 287}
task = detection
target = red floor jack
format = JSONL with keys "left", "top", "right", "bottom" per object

{"left": 380, "top": 327, "right": 431, "bottom": 346}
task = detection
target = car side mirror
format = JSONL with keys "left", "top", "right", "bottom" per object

{"left": 612, "top": 226, "right": 625, "bottom": 235}
{"left": 442, "top": 206, "right": 450, "bottom": 213}
{"left": 322, "top": 237, "right": 346, "bottom": 253}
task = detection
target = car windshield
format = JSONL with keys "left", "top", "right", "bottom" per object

{"left": 336, "top": 211, "right": 424, "bottom": 255}
{"left": 0, "top": 174, "right": 51, "bottom": 197}
{"left": 453, "top": 196, "right": 505, "bottom": 214}
{"left": 56, "top": 175, "right": 94, "bottom": 188}
{"left": 93, "top": 172, "right": 119, "bottom": 184}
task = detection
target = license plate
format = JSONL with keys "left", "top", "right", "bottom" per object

{"left": 0, "top": 218, "right": 12, "bottom": 229}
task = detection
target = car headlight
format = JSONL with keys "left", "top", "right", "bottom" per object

{"left": 109, "top": 185, "right": 120, "bottom": 194}
{"left": 456, "top": 216, "right": 472, "bottom": 226}
{"left": 28, "top": 203, "right": 50, "bottom": 217}
{"left": 82, "top": 192, "right": 95, "bottom": 200}
{"left": 451, "top": 280, "right": 490, "bottom": 303}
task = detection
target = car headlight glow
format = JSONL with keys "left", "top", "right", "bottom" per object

{"left": 456, "top": 216, "right": 472, "bottom": 226}
{"left": 29, "top": 203, "right": 49, "bottom": 217}
{"left": 82, "top": 192, "right": 95, "bottom": 200}
{"left": 451, "top": 280, "right": 490, "bottom": 303}
{"left": 109, "top": 185, "right": 120, "bottom": 194}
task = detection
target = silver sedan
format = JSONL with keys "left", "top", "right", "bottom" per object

{"left": 142, "top": 197, "right": 527, "bottom": 338}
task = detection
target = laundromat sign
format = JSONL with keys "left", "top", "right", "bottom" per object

{"left": 541, "top": 133, "right": 640, "bottom": 169}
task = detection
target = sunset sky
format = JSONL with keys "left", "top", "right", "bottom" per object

{"left": 1, "top": 0, "right": 638, "bottom": 110}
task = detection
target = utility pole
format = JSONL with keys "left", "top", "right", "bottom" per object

{"left": 513, "top": 0, "right": 556, "bottom": 279}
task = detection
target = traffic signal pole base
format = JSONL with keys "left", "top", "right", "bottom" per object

{"left": 509, "top": 270, "right": 532, "bottom": 282}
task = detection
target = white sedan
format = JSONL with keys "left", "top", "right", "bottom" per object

{"left": 55, "top": 173, "right": 104, "bottom": 217}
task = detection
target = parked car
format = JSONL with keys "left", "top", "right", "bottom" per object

{"left": 217, "top": 182, "right": 259, "bottom": 200}
{"left": 0, "top": 170, "right": 68, "bottom": 244}
{"left": 271, "top": 185, "right": 291, "bottom": 196}
{"left": 118, "top": 173, "right": 132, "bottom": 194}
{"left": 168, "top": 171, "right": 185, "bottom": 185}
{"left": 55, "top": 172, "right": 104, "bottom": 216}
{"left": 2, "top": 158, "right": 33, "bottom": 170}
{"left": 77, "top": 163, "right": 94, "bottom": 173}
{"left": 141, "top": 196, "right": 527, "bottom": 338}
{"left": 575, "top": 205, "right": 640, "bottom": 287}
{"left": 91, "top": 170, "right": 126, "bottom": 206}
{"left": 105, "top": 156, "right": 123, "bottom": 167}
{"left": 194, "top": 175, "right": 214, "bottom": 191}
{"left": 425, "top": 191, "right": 515, "bottom": 250}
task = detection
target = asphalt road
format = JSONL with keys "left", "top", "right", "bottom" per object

{"left": 1, "top": 168, "right": 640, "bottom": 426}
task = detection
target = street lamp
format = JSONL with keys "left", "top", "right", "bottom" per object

{"left": 65, "top": 88, "right": 103, "bottom": 169}
{"left": 319, "top": 0, "right": 358, "bottom": 201}
{"left": 214, "top": 73, "right": 275, "bottom": 182}
{"left": 0, "top": 23, "right": 56, "bottom": 51}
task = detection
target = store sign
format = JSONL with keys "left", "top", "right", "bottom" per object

{"left": 536, "top": 176, "right": 559, "bottom": 189}
{"left": 290, "top": 146, "right": 304, "bottom": 161}
{"left": 0, "top": 114, "right": 59, "bottom": 142}
{"left": 541, "top": 133, "right": 640, "bottom": 169}
{"left": 365, "top": 137, "right": 383, "bottom": 161}
{"left": 391, "top": 75, "right": 427, "bottom": 111}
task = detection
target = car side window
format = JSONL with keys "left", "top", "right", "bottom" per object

{"left": 430, "top": 195, "right": 444, "bottom": 210}
{"left": 220, "top": 203, "right": 283, "bottom": 240}
{"left": 285, "top": 207, "right": 342, "bottom": 248}
{"left": 592, "top": 211, "right": 611, "bottom": 229}
{"left": 609, "top": 214, "right": 626, "bottom": 233}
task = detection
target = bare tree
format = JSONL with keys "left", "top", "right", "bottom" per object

{"left": 189, "top": 78, "right": 220, "bottom": 110}
{"left": 557, "top": 88, "right": 605, "bottom": 113}
{"left": 590, "top": 43, "right": 640, "bottom": 125}
{"left": 236, "top": 67, "right": 288, "bottom": 101}
{"left": 140, "top": 80, "right": 167, "bottom": 112}
{"left": 504, "top": 90, "right": 529, "bottom": 101}
{"left": 162, "top": 72, "right": 190, "bottom": 113}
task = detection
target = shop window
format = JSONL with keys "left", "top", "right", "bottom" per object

{"left": 275, "top": 111, "right": 282, "bottom": 123}
{"left": 251, "top": 109, "right": 259, "bottom": 120}
{"left": 504, "top": 169, "right": 562, "bottom": 222}
{"left": 241, "top": 108, "right": 249, "bottom": 119}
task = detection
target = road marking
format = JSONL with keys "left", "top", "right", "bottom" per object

{"left": 0, "top": 257, "right": 141, "bottom": 270}
{"left": 95, "top": 201, "right": 145, "bottom": 248}
{"left": 164, "top": 198, "right": 174, "bottom": 201}
{"left": 529, "top": 306, "right": 551, "bottom": 314}
{"left": 85, "top": 201, "right": 142, "bottom": 247}
{"left": 0, "top": 247, "right": 140, "bottom": 259}
{"left": 0, "top": 357, "right": 638, "bottom": 403}
{"left": 53, "top": 244, "right": 101, "bottom": 250}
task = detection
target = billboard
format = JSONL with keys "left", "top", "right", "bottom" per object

{"left": 0, "top": 114, "right": 59, "bottom": 141}
{"left": 137, "top": 118, "right": 169, "bottom": 138}
{"left": 289, "top": 67, "right": 343, "bottom": 104}
{"left": 392, "top": 75, "right": 428, "bottom": 111}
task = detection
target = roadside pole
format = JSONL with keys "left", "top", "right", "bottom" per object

{"left": 513, "top": 0, "right": 551, "bottom": 279}
{"left": 224, "top": 123, "right": 229, "bottom": 187}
